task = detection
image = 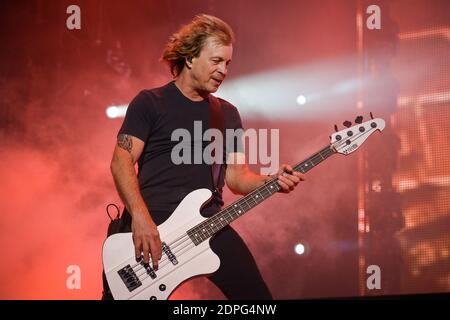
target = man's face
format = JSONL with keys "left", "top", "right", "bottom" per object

{"left": 189, "top": 37, "right": 233, "bottom": 93}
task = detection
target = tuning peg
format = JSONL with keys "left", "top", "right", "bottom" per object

{"left": 343, "top": 120, "right": 352, "bottom": 128}
{"left": 355, "top": 116, "right": 363, "bottom": 124}
{"left": 334, "top": 124, "right": 339, "bottom": 132}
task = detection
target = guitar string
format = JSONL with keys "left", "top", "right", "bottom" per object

{"left": 125, "top": 126, "right": 377, "bottom": 284}
{"left": 129, "top": 126, "right": 373, "bottom": 283}
{"left": 128, "top": 126, "right": 373, "bottom": 282}
{"left": 128, "top": 169, "right": 287, "bottom": 274}
{"left": 129, "top": 170, "right": 296, "bottom": 276}
{"left": 128, "top": 175, "right": 287, "bottom": 279}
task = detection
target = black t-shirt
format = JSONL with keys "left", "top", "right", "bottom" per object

{"left": 118, "top": 81, "right": 243, "bottom": 224}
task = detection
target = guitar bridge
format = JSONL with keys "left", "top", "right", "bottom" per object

{"left": 162, "top": 242, "right": 178, "bottom": 265}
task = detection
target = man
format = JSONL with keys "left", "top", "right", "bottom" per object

{"left": 103, "top": 14, "right": 304, "bottom": 300}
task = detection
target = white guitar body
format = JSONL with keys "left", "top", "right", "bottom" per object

{"left": 102, "top": 189, "right": 220, "bottom": 300}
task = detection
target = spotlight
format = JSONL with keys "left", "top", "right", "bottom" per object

{"left": 296, "top": 95, "right": 306, "bottom": 105}
{"left": 106, "top": 105, "right": 128, "bottom": 119}
{"left": 294, "top": 243, "right": 306, "bottom": 255}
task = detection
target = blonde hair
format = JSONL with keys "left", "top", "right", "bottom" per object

{"left": 161, "top": 14, "right": 235, "bottom": 77}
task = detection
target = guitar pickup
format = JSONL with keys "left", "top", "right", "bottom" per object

{"left": 140, "top": 261, "right": 157, "bottom": 279}
{"left": 162, "top": 242, "right": 178, "bottom": 265}
{"left": 118, "top": 264, "right": 142, "bottom": 292}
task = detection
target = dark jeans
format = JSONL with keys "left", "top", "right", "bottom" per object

{"left": 101, "top": 211, "right": 272, "bottom": 300}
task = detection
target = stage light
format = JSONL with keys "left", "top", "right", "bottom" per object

{"left": 296, "top": 95, "right": 306, "bottom": 105}
{"left": 294, "top": 243, "right": 306, "bottom": 255}
{"left": 106, "top": 105, "right": 128, "bottom": 119}
{"left": 216, "top": 56, "right": 363, "bottom": 119}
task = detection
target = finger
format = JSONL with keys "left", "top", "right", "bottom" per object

{"left": 152, "top": 232, "right": 162, "bottom": 260}
{"left": 285, "top": 174, "right": 300, "bottom": 184}
{"left": 277, "top": 179, "right": 290, "bottom": 192}
{"left": 150, "top": 244, "right": 160, "bottom": 271}
{"left": 134, "top": 239, "right": 142, "bottom": 262}
{"left": 158, "top": 240, "right": 162, "bottom": 260}
{"left": 142, "top": 242, "right": 150, "bottom": 265}
{"left": 153, "top": 235, "right": 163, "bottom": 263}
{"left": 278, "top": 164, "right": 290, "bottom": 175}
{"left": 278, "top": 174, "right": 294, "bottom": 187}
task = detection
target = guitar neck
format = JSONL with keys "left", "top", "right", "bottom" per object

{"left": 187, "top": 145, "right": 336, "bottom": 245}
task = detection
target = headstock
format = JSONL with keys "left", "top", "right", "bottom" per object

{"left": 330, "top": 115, "right": 385, "bottom": 155}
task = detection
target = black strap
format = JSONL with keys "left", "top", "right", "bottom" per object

{"left": 207, "top": 94, "right": 224, "bottom": 195}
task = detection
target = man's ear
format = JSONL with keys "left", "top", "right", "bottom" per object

{"left": 185, "top": 56, "right": 193, "bottom": 69}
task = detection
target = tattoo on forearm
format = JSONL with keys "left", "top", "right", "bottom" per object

{"left": 117, "top": 134, "right": 133, "bottom": 153}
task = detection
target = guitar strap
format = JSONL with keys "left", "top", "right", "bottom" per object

{"left": 207, "top": 94, "right": 224, "bottom": 198}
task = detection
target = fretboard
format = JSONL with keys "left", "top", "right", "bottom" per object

{"left": 187, "top": 145, "right": 335, "bottom": 245}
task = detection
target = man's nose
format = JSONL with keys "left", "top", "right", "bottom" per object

{"left": 218, "top": 62, "right": 227, "bottom": 76}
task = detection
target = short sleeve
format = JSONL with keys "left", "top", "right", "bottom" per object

{"left": 118, "top": 91, "right": 155, "bottom": 143}
{"left": 225, "top": 102, "right": 243, "bottom": 131}
{"left": 222, "top": 100, "right": 244, "bottom": 154}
